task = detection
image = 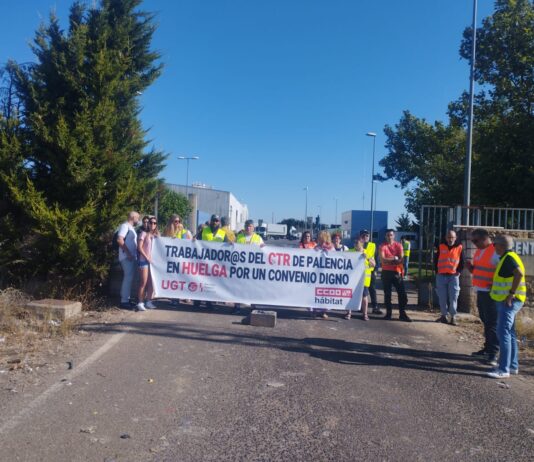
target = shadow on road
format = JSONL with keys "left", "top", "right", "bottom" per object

{"left": 82, "top": 313, "right": 493, "bottom": 378}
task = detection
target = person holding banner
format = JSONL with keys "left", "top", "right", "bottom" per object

{"left": 332, "top": 232, "right": 349, "bottom": 251}
{"left": 360, "top": 229, "right": 382, "bottom": 315}
{"left": 163, "top": 214, "right": 193, "bottom": 306}
{"left": 309, "top": 231, "right": 335, "bottom": 319}
{"left": 136, "top": 217, "right": 159, "bottom": 311}
{"left": 348, "top": 236, "right": 373, "bottom": 321}
{"left": 195, "top": 214, "right": 228, "bottom": 308}
{"left": 236, "top": 220, "right": 264, "bottom": 246}
{"left": 200, "top": 215, "right": 228, "bottom": 242}
{"left": 379, "top": 229, "right": 412, "bottom": 322}
{"left": 163, "top": 214, "right": 192, "bottom": 240}
{"left": 221, "top": 216, "right": 236, "bottom": 243}
{"left": 299, "top": 231, "right": 316, "bottom": 249}
{"left": 233, "top": 220, "right": 264, "bottom": 314}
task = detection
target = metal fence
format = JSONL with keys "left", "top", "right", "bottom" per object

{"left": 417, "top": 205, "right": 534, "bottom": 280}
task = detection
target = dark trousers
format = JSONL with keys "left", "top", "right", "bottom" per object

{"left": 368, "top": 270, "right": 377, "bottom": 309}
{"left": 381, "top": 270, "right": 408, "bottom": 315}
{"left": 477, "top": 291, "right": 499, "bottom": 355}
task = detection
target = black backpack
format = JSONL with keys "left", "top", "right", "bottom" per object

{"left": 112, "top": 228, "right": 132, "bottom": 251}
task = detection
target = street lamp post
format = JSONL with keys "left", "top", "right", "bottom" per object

{"left": 464, "top": 0, "right": 478, "bottom": 225}
{"left": 303, "top": 186, "right": 309, "bottom": 231}
{"left": 177, "top": 156, "right": 200, "bottom": 198}
{"left": 334, "top": 197, "right": 338, "bottom": 227}
{"left": 366, "top": 132, "right": 377, "bottom": 241}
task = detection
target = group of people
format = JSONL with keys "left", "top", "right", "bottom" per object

{"left": 433, "top": 228, "right": 527, "bottom": 378}
{"left": 116, "top": 212, "right": 265, "bottom": 312}
{"left": 116, "top": 212, "right": 527, "bottom": 378}
{"left": 298, "top": 228, "right": 411, "bottom": 322}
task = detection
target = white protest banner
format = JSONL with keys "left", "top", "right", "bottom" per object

{"left": 150, "top": 237, "right": 366, "bottom": 310}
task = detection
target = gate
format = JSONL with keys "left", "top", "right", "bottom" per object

{"left": 417, "top": 205, "right": 534, "bottom": 310}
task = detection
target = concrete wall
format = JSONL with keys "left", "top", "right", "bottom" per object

{"left": 456, "top": 227, "right": 534, "bottom": 318}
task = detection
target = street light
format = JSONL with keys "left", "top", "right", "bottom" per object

{"left": 366, "top": 132, "right": 377, "bottom": 241}
{"left": 177, "top": 156, "right": 200, "bottom": 198}
{"left": 303, "top": 186, "right": 309, "bottom": 231}
{"left": 464, "top": 0, "right": 478, "bottom": 225}
{"left": 333, "top": 197, "right": 338, "bottom": 226}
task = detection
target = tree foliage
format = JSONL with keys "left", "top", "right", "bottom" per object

{"left": 157, "top": 188, "right": 192, "bottom": 229}
{"left": 395, "top": 213, "right": 416, "bottom": 231}
{"left": 378, "top": 0, "right": 534, "bottom": 213}
{"left": 0, "top": 0, "right": 165, "bottom": 289}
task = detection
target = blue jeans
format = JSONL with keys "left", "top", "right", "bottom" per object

{"left": 120, "top": 258, "right": 136, "bottom": 303}
{"left": 436, "top": 274, "right": 460, "bottom": 317}
{"left": 403, "top": 256, "right": 409, "bottom": 276}
{"left": 496, "top": 299, "right": 523, "bottom": 373}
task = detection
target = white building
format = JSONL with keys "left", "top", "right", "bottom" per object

{"left": 166, "top": 183, "right": 249, "bottom": 230}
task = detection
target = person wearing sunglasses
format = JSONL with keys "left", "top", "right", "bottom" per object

{"left": 163, "top": 214, "right": 192, "bottom": 240}
{"left": 136, "top": 217, "right": 159, "bottom": 311}
{"left": 199, "top": 214, "right": 228, "bottom": 242}
{"left": 466, "top": 228, "right": 500, "bottom": 366}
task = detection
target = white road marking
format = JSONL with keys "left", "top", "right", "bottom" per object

{"left": 0, "top": 329, "right": 128, "bottom": 434}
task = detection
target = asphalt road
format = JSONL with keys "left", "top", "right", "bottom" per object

{"left": 1, "top": 298, "right": 533, "bottom": 462}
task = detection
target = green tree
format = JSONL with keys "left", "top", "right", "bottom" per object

{"left": 454, "top": 0, "right": 534, "bottom": 207}
{"left": 378, "top": 111, "right": 466, "bottom": 215}
{"left": 157, "top": 188, "right": 191, "bottom": 229}
{"left": 395, "top": 213, "right": 415, "bottom": 231}
{"left": 378, "top": 0, "right": 534, "bottom": 212}
{"left": 0, "top": 0, "right": 165, "bottom": 289}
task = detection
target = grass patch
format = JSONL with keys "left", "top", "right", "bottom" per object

{"left": 0, "top": 288, "right": 78, "bottom": 355}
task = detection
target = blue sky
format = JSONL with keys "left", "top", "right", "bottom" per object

{"left": 0, "top": 0, "right": 494, "bottom": 226}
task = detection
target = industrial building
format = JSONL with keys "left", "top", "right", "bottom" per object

{"left": 166, "top": 183, "right": 249, "bottom": 231}
{"left": 341, "top": 210, "right": 388, "bottom": 243}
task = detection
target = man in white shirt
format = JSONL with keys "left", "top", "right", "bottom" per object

{"left": 116, "top": 211, "right": 140, "bottom": 308}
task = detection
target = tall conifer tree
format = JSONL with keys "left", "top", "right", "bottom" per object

{"left": 0, "top": 0, "right": 165, "bottom": 288}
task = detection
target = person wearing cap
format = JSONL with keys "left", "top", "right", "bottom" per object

{"left": 195, "top": 214, "right": 228, "bottom": 309}
{"left": 236, "top": 220, "right": 264, "bottom": 246}
{"left": 221, "top": 216, "right": 236, "bottom": 243}
{"left": 360, "top": 229, "right": 382, "bottom": 315}
{"left": 200, "top": 215, "right": 228, "bottom": 242}
{"left": 487, "top": 234, "right": 527, "bottom": 379}
{"left": 348, "top": 235, "right": 373, "bottom": 321}
{"left": 233, "top": 220, "right": 264, "bottom": 314}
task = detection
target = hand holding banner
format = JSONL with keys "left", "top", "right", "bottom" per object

{"left": 150, "top": 238, "right": 366, "bottom": 310}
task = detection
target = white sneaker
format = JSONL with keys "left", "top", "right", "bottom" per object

{"left": 136, "top": 302, "right": 146, "bottom": 312}
{"left": 145, "top": 301, "right": 156, "bottom": 309}
{"left": 510, "top": 369, "right": 519, "bottom": 375}
{"left": 486, "top": 369, "right": 510, "bottom": 379}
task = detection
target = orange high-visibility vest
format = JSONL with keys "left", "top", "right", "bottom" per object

{"left": 437, "top": 243, "right": 462, "bottom": 275}
{"left": 472, "top": 244, "right": 497, "bottom": 289}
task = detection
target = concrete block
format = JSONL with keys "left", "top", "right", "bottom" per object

{"left": 26, "top": 299, "right": 82, "bottom": 320}
{"left": 250, "top": 309, "right": 276, "bottom": 328}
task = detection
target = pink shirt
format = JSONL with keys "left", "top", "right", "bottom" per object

{"left": 380, "top": 241, "right": 403, "bottom": 272}
{"left": 138, "top": 231, "right": 154, "bottom": 263}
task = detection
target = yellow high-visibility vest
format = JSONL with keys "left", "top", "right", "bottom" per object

{"left": 349, "top": 247, "right": 371, "bottom": 287}
{"left": 202, "top": 227, "right": 226, "bottom": 242}
{"left": 236, "top": 232, "right": 262, "bottom": 245}
{"left": 174, "top": 228, "right": 189, "bottom": 239}
{"left": 364, "top": 242, "right": 376, "bottom": 273}
{"left": 490, "top": 251, "right": 526, "bottom": 302}
{"left": 403, "top": 240, "right": 411, "bottom": 257}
